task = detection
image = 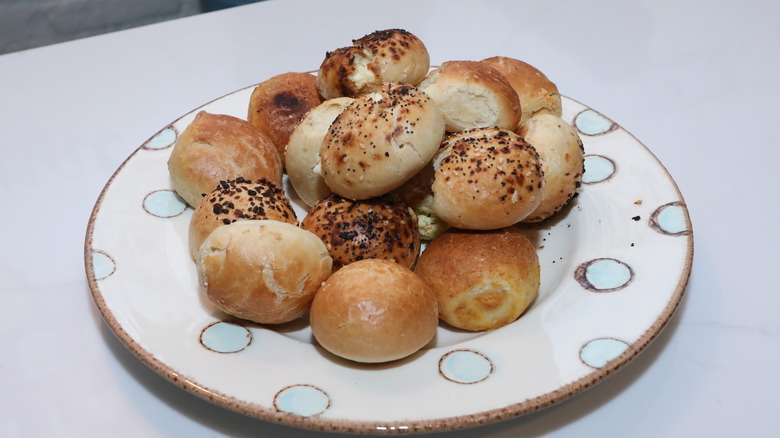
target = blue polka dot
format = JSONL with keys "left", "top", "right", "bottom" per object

{"left": 575, "top": 109, "right": 616, "bottom": 136}
{"left": 143, "top": 190, "right": 187, "bottom": 218}
{"left": 200, "top": 322, "right": 252, "bottom": 353}
{"left": 439, "top": 350, "right": 493, "bottom": 384}
{"left": 576, "top": 258, "right": 633, "bottom": 292}
{"left": 91, "top": 250, "right": 115, "bottom": 280}
{"left": 651, "top": 202, "right": 689, "bottom": 235}
{"left": 143, "top": 127, "right": 177, "bottom": 150}
{"left": 580, "top": 338, "right": 630, "bottom": 368}
{"left": 275, "top": 385, "right": 330, "bottom": 416}
{"left": 582, "top": 155, "right": 616, "bottom": 184}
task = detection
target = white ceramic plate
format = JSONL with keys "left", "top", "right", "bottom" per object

{"left": 85, "top": 84, "right": 693, "bottom": 434}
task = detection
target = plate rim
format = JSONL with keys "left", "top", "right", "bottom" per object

{"left": 84, "top": 85, "right": 694, "bottom": 434}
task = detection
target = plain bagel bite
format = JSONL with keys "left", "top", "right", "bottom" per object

{"left": 517, "top": 113, "right": 584, "bottom": 222}
{"left": 285, "top": 97, "right": 354, "bottom": 207}
{"left": 319, "top": 82, "right": 445, "bottom": 200}
{"left": 167, "top": 111, "right": 283, "bottom": 208}
{"left": 415, "top": 227, "right": 540, "bottom": 331}
{"left": 195, "top": 220, "right": 332, "bottom": 325}
{"left": 316, "top": 28, "right": 430, "bottom": 99}
{"left": 417, "top": 60, "right": 521, "bottom": 132}
{"left": 300, "top": 194, "right": 420, "bottom": 271}
{"left": 480, "top": 56, "right": 562, "bottom": 126}
{"left": 247, "top": 72, "right": 324, "bottom": 158}
{"left": 431, "top": 127, "right": 544, "bottom": 230}
{"left": 310, "top": 259, "right": 438, "bottom": 363}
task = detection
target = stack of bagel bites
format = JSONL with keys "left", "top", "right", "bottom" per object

{"left": 167, "top": 29, "right": 584, "bottom": 364}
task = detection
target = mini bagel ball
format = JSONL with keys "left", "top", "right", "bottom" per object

{"left": 247, "top": 72, "right": 324, "bottom": 157}
{"left": 480, "top": 56, "right": 562, "bottom": 127}
{"left": 316, "top": 28, "right": 430, "bottom": 99}
{"left": 417, "top": 60, "right": 521, "bottom": 132}
{"left": 196, "top": 220, "right": 332, "bottom": 324}
{"left": 320, "top": 82, "right": 445, "bottom": 200}
{"left": 415, "top": 227, "right": 540, "bottom": 331}
{"left": 517, "top": 113, "right": 585, "bottom": 222}
{"left": 310, "top": 259, "right": 438, "bottom": 363}
{"left": 431, "top": 127, "right": 544, "bottom": 230}
{"left": 285, "top": 97, "right": 354, "bottom": 207}
{"left": 300, "top": 194, "right": 420, "bottom": 271}
{"left": 167, "top": 111, "right": 283, "bottom": 208}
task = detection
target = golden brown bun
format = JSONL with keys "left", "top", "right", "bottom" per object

{"left": 480, "top": 56, "right": 562, "bottom": 126}
{"left": 320, "top": 82, "right": 445, "bottom": 199}
{"left": 316, "top": 29, "right": 430, "bottom": 99}
{"left": 300, "top": 194, "right": 420, "bottom": 271}
{"left": 415, "top": 227, "right": 539, "bottom": 331}
{"left": 417, "top": 60, "right": 521, "bottom": 132}
{"left": 196, "top": 220, "right": 332, "bottom": 325}
{"left": 188, "top": 177, "right": 298, "bottom": 260}
{"left": 431, "top": 127, "right": 544, "bottom": 229}
{"left": 518, "top": 114, "right": 584, "bottom": 222}
{"left": 167, "top": 111, "right": 283, "bottom": 208}
{"left": 285, "top": 97, "right": 354, "bottom": 207}
{"left": 247, "top": 72, "right": 324, "bottom": 157}
{"left": 310, "top": 259, "right": 438, "bottom": 363}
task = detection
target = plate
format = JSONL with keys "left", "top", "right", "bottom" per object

{"left": 84, "top": 84, "right": 693, "bottom": 434}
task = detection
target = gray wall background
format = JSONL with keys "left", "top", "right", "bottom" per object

{"left": 0, "top": 0, "right": 210, "bottom": 55}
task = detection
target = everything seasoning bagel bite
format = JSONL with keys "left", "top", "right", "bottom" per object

{"left": 431, "top": 127, "right": 545, "bottom": 230}
{"left": 319, "top": 82, "right": 445, "bottom": 200}
{"left": 316, "top": 28, "right": 430, "bottom": 99}
{"left": 300, "top": 194, "right": 420, "bottom": 271}
{"left": 188, "top": 177, "right": 298, "bottom": 260}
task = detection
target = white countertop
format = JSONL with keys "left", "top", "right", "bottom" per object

{"left": 1, "top": 0, "right": 778, "bottom": 436}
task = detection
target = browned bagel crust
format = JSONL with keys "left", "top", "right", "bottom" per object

{"left": 300, "top": 193, "right": 420, "bottom": 271}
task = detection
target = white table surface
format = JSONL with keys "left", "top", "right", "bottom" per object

{"left": 1, "top": 0, "right": 778, "bottom": 436}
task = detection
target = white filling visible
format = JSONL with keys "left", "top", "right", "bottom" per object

{"left": 368, "top": 92, "right": 383, "bottom": 103}
{"left": 312, "top": 161, "right": 323, "bottom": 176}
{"left": 349, "top": 51, "right": 376, "bottom": 88}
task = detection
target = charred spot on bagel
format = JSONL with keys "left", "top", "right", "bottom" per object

{"left": 338, "top": 65, "right": 352, "bottom": 97}
{"left": 270, "top": 92, "right": 307, "bottom": 115}
{"left": 340, "top": 131, "right": 354, "bottom": 147}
